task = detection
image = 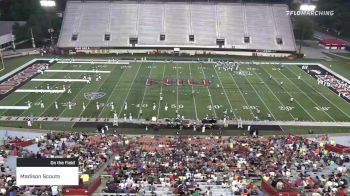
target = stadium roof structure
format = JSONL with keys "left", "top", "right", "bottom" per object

{"left": 57, "top": 1, "right": 297, "bottom": 52}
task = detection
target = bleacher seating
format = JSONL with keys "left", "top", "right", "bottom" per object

{"left": 58, "top": 1, "right": 296, "bottom": 52}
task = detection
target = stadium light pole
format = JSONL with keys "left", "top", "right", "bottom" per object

{"left": 298, "top": 4, "right": 316, "bottom": 55}
{"left": 40, "top": 0, "right": 56, "bottom": 47}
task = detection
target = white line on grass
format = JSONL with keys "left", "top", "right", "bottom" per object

{"left": 248, "top": 65, "right": 295, "bottom": 120}
{"left": 277, "top": 67, "right": 336, "bottom": 122}
{"left": 61, "top": 67, "right": 114, "bottom": 121}
{"left": 137, "top": 63, "right": 154, "bottom": 119}
{"left": 259, "top": 66, "right": 316, "bottom": 121}
{"left": 226, "top": 72, "right": 255, "bottom": 120}
{"left": 243, "top": 71, "right": 279, "bottom": 122}
{"left": 176, "top": 63, "right": 179, "bottom": 111}
{"left": 188, "top": 63, "right": 199, "bottom": 120}
{"left": 199, "top": 63, "right": 217, "bottom": 118}
{"left": 212, "top": 64, "right": 236, "bottom": 119}
{"left": 156, "top": 64, "right": 166, "bottom": 119}
{"left": 287, "top": 66, "right": 350, "bottom": 120}
{"left": 118, "top": 63, "right": 143, "bottom": 117}
{"left": 18, "top": 75, "right": 76, "bottom": 117}
{"left": 97, "top": 67, "right": 128, "bottom": 117}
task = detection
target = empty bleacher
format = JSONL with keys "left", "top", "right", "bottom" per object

{"left": 58, "top": 1, "right": 296, "bottom": 52}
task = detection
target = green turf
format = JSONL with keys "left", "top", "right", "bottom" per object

{"left": 1, "top": 61, "right": 350, "bottom": 125}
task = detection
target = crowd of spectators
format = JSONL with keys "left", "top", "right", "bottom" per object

{"left": 1, "top": 132, "right": 350, "bottom": 196}
{"left": 103, "top": 134, "right": 350, "bottom": 195}
{"left": 0, "top": 132, "right": 119, "bottom": 195}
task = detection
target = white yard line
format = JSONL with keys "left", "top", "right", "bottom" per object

{"left": 31, "top": 79, "right": 89, "bottom": 82}
{"left": 156, "top": 64, "right": 166, "bottom": 119}
{"left": 118, "top": 63, "right": 143, "bottom": 117}
{"left": 212, "top": 64, "right": 236, "bottom": 119}
{"left": 188, "top": 64, "right": 199, "bottom": 120}
{"left": 243, "top": 71, "right": 279, "bottom": 122}
{"left": 199, "top": 63, "right": 217, "bottom": 118}
{"left": 227, "top": 72, "right": 255, "bottom": 120}
{"left": 260, "top": 67, "right": 316, "bottom": 121}
{"left": 45, "top": 70, "right": 111, "bottom": 73}
{"left": 15, "top": 89, "right": 65, "bottom": 93}
{"left": 277, "top": 67, "right": 336, "bottom": 122}
{"left": 97, "top": 68, "right": 128, "bottom": 117}
{"left": 287, "top": 66, "right": 350, "bottom": 120}
{"left": 249, "top": 65, "right": 295, "bottom": 120}
{"left": 176, "top": 63, "right": 179, "bottom": 110}
{"left": 137, "top": 63, "right": 154, "bottom": 119}
{"left": 60, "top": 69, "right": 113, "bottom": 120}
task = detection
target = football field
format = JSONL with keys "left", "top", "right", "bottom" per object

{"left": 1, "top": 59, "right": 350, "bottom": 124}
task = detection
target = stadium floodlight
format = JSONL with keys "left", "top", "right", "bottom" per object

{"left": 40, "top": 0, "right": 56, "bottom": 7}
{"left": 299, "top": 4, "right": 316, "bottom": 11}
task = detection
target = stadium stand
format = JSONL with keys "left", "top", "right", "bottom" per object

{"left": 1, "top": 132, "right": 350, "bottom": 195}
{"left": 57, "top": 1, "right": 296, "bottom": 55}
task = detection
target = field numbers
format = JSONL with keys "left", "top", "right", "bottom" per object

{"left": 135, "top": 104, "right": 148, "bottom": 108}
{"left": 171, "top": 104, "right": 184, "bottom": 109}
{"left": 207, "top": 105, "right": 223, "bottom": 110}
{"left": 279, "top": 106, "right": 294, "bottom": 111}
{"left": 314, "top": 106, "right": 330, "bottom": 111}
{"left": 243, "top": 105, "right": 259, "bottom": 110}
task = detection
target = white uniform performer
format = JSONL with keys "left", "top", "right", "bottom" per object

{"left": 153, "top": 103, "right": 156, "bottom": 111}
{"left": 111, "top": 102, "right": 114, "bottom": 110}
{"left": 40, "top": 101, "right": 44, "bottom": 109}
{"left": 27, "top": 101, "right": 32, "bottom": 108}
{"left": 82, "top": 102, "right": 86, "bottom": 110}
{"left": 124, "top": 102, "right": 127, "bottom": 110}
{"left": 290, "top": 97, "right": 294, "bottom": 103}
{"left": 96, "top": 102, "right": 100, "bottom": 110}
{"left": 124, "top": 113, "right": 127, "bottom": 120}
{"left": 129, "top": 113, "right": 132, "bottom": 120}
{"left": 27, "top": 119, "right": 32, "bottom": 127}
{"left": 298, "top": 75, "right": 301, "bottom": 80}
{"left": 68, "top": 101, "right": 72, "bottom": 110}
{"left": 202, "top": 126, "right": 206, "bottom": 133}
{"left": 54, "top": 101, "right": 58, "bottom": 109}
{"left": 165, "top": 104, "right": 168, "bottom": 111}
{"left": 47, "top": 84, "right": 50, "bottom": 90}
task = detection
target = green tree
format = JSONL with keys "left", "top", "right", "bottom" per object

{"left": 293, "top": 16, "right": 314, "bottom": 40}
{"left": 317, "top": 0, "right": 350, "bottom": 38}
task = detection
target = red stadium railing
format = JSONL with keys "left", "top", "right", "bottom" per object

{"left": 261, "top": 180, "right": 301, "bottom": 196}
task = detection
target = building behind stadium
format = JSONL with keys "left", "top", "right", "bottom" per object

{"left": 57, "top": 1, "right": 297, "bottom": 57}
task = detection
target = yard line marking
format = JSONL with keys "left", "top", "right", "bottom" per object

{"left": 118, "top": 63, "right": 143, "bottom": 117}
{"left": 61, "top": 67, "right": 114, "bottom": 120}
{"left": 276, "top": 66, "right": 336, "bottom": 122}
{"left": 199, "top": 63, "right": 217, "bottom": 118}
{"left": 38, "top": 78, "right": 87, "bottom": 118}
{"left": 157, "top": 64, "right": 166, "bottom": 119}
{"left": 176, "top": 63, "right": 179, "bottom": 111}
{"left": 188, "top": 63, "right": 199, "bottom": 120}
{"left": 212, "top": 64, "right": 236, "bottom": 119}
{"left": 97, "top": 68, "right": 127, "bottom": 117}
{"left": 226, "top": 71, "right": 255, "bottom": 120}
{"left": 248, "top": 65, "right": 295, "bottom": 120}
{"left": 259, "top": 66, "right": 316, "bottom": 121}
{"left": 242, "top": 70, "right": 278, "bottom": 122}
{"left": 0, "top": 65, "right": 67, "bottom": 116}
{"left": 287, "top": 66, "right": 350, "bottom": 120}
{"left": 18, "top": 68, "right": 81, "bottom": 117}
{"left": 137, "top": 63, "right": 154, "bottom": 119}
